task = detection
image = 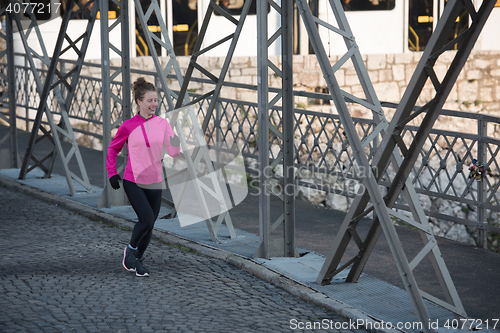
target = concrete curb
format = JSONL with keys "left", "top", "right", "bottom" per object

{"left": 0, "top": 175, "right": 403, "bottom": 333}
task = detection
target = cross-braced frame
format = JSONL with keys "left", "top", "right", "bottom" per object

{"left": 16, "top": 0, "right": 96, "bottom": 195}
{"left": 314, "top": 0, "right": 497, "bottom": 329}
{"left": 133, "top": 0, "right": 236, "bottom": 242}
{"left": 100, "top": 0, "right": 132, "bottom": 207}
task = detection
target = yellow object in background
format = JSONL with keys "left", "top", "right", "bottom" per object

{"left": 148, "top": 26, "right": 161, "bottom": 33}
{"left": 417, "top": 16, "right": 433, "bottom": 23}
{"left": 96, "top": 11, "right": 117, "bottom": 19}
{"left": 173, "top": 24, "right": 189, "bottom": 32}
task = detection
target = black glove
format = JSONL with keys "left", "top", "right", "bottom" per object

{"left": 109, "top": 174, "right": 122, "bottom": 190}
{"left": 170, "top": 134, "right": 180, "bottom": 147}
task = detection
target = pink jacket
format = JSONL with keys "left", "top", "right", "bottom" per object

{"left": 106, "top": 114, "right": 181, "bottom": 185}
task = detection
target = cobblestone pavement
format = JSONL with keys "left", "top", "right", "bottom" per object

{"left": 0, "top": 187, "right": 372, "bottom": 333}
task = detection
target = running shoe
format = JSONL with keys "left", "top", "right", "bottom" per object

{"left": 122, "top": 246, "right": 136, "bottom": 272}
{"left": 135, "top": 257, "right": 150, "bottom": 277}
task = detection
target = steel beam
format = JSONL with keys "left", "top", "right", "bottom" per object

{"left": 256, "top": 0, "right": 271, "bottom": 258}
{"left": 100, "top": 0, "right": 112, "bottom": 207}
{"left": 7, "top": 9, "right": 17, "bottom": 168}
{"left": 0, "top": 6, "right": 18, "bottom": 168}
{"left": 344, "top": 0, "right": 496, "bottom": 283}
{"left": 134, "top": 0, "right": 236, "bottom": 242}
{"left": 295, "top": 0, "right": 443, "bottom": 328}
{"left": 134, "top": 0, "right": 188, "bottom": 110}
{"left": 254, "top": 0, "right": 298, "bottom": 259}
{"left": 315, "top": 0, "right": 495, "bottom": 326}
{"left": 282, "top": 0, "right": 296, "bottom": 258}
{"left": 100, "top": 0, "right": 131, "bottom": 207}
{"left": 175, "top": 0, "right": 253, "bottom": 133}
{"left": 16, "top": 0, "right": 96, "bottom": 195}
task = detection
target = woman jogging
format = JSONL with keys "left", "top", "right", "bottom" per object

{"left": 106, "top": 77, "right": 181, "bottom": 277}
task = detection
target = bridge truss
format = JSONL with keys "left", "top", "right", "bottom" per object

{"left": 3, "top": 0, "right": 497, "bottom": 330}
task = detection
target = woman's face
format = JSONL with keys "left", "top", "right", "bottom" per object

{"left": 138, "top": 91, "right": 158, "bottom": 118}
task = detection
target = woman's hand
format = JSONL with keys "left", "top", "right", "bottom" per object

{"left": 109, "top": 174, "right": 122, "bottom": 190}
{"left": 170, "top": 134, "right": 180, "bottom": 147}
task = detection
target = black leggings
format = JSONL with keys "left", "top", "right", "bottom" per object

{"left": 123, "top": 179, "right": 162, "bottom": 256}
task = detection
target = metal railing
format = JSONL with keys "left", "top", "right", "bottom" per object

{"left": 2, "top": 54, "right": 500, "bottom": 249}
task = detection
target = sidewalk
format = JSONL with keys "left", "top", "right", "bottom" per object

{"left": 1, "top": 124, "right": 500, "bottom": 332}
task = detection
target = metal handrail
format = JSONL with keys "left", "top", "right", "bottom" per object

{"left": 409, "top": 26, "right": 420, "bottom": 51}
{"left": 1, "top": 55, "right": 499, "bottom": 248}
{"left": 135, "top": 29, "right": 149, "bottom": 56}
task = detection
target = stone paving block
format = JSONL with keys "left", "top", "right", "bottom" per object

{"left": 0, "top": 185, "right": 374, "bottom": 333}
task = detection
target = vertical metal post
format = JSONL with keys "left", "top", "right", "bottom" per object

{"left": 215, "top": 101, "right": 221, "bottom": 179}
{"left": 18, "top": 0, "right": 84, "bottom": 196}
{"left": 477, "top": 118, "right": 487, "bottom": 248}
{"left": 96, "top": 0, "right": 131, "bottom": 208}
{"left": 14, "top": 0, "right": 95, "bottom": 194}
{"left": 216, "top": 102, "right": 221, "bottom": 148}
{"left": 256, "top": 0, "right": 271, "bottom": 258}
{"left": 6, "top": 10, "right": 18, "bottom": 168}
{"left": 282, "top": 0, "right": 296, "bottom": 257}
{"left": 60, "top": 61, "right": 66, "bottom": 102}
{"left": 121, "top": 0, "right": 131, "bottom": 122}
{"left": 133, "top": 0, "right": 235, "bottom": 241}
{"left": 24, "top": 56, "right": 29, "bottom": 132}
{"left": 254, "top": 0, "right": 298, "bottom": 258}
{"left": 101, "top": 0, "right": 112, "bottom": 207}
{"left": 296, "top": 0, "right": 436, "bottom": 327}
{"left": 120, "top": 0, "right": 131, "bottom": 182}
{"left": 314, "top": 0, "right": 494, "bottom": 324}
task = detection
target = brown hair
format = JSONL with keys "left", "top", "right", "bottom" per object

{"left": 132, "top": 77, "right": 157, "bottom": 106}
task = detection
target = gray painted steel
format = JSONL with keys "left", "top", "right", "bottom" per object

{"left": 7, "top": 10, "right": 17, "bottom": 168}
{"left": 2, "top": 0, "right": 498, "bottom": 330}
{"left": 177, "top": 0, "right": 253, "bottom": 133}
{"left": 254, "top": 0, "right": 300, "bottom": 259}
{"left": 4, "top": 58, "right": 499, "bottom": 242}
{"left": 15, "top": 0, "right": 95, "bottom": 196}
{"left": 255, "top": 0, "right": 293, "bottom": 258}
{"left": 0, "top": 7, "right": 18, "bottom": 168}
{"left": 100, "top": 0, "right": 131, "bottom": 208}
{"left": 133, "top": 0, "right": 236, "bottom": 242}
{"left": 4, "top": 56, "right": 500, "bottom": 241}
{"left": 134, "top": 0, "right": 187, "bottom": 110}
{"left": 282, "top": 0, "right": 297, "bottom": 258}
{"left": 100, "top": 0, "right": 112, "bottom": 208}
{"left": 256, "top": 0, "right": 272, "bottom": 259}
{"left": 294, "top": 0, "right": 474, "bottom": 329}
{"left": 316, "top": 0, "right": 496, "bottom": 329}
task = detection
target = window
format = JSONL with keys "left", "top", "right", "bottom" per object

{"left": 341, "top": 0, "right": 395, "bottom": 11}
{"left": 59, "top": 0, "right": 120, "bottom": 20}
{"left": 408, "top": 0, "right": 433, "bottom": 51}
{"left": 215, "top": 0, "right": 269, "bottom": 16}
